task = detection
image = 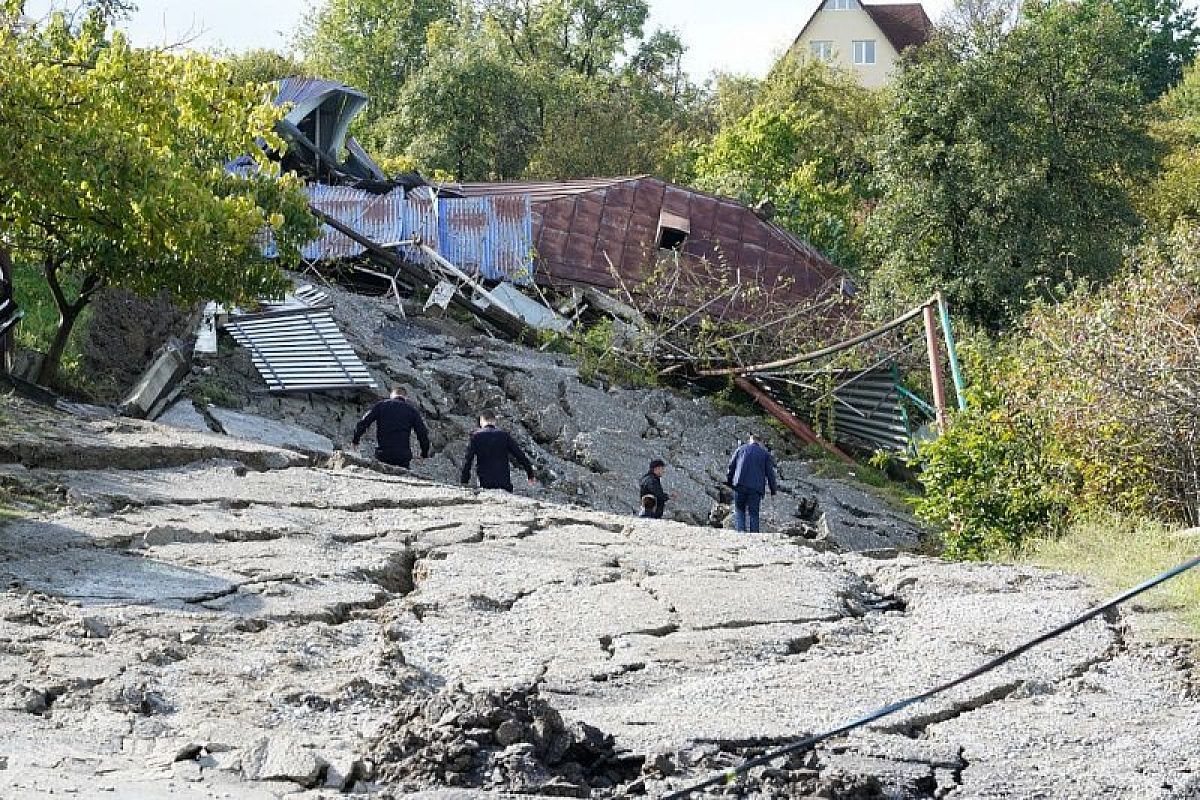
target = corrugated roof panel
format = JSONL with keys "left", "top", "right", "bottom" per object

{"left": 438, "top": 195, "right": 534, "bottom": 284}
{"left": 224, "top": 308, "right": 376, "bottom": 393}
{"left": 275, "top": 77, "right": 366, "bottom": 109}
{"left": 832, "top": 368, "right": 912, "bottom": 452}
{"left": 448, "top": 176, "right": 646, "bottom": 202}
{"left": 299, "top": 184, "right": 533, "bottom": 282}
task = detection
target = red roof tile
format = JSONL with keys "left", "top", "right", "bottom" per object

{"left": 862, "top": 2, "right": 934, "bottom": 53}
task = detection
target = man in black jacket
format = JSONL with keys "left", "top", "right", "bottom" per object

{"left": 460, "top": 410, "right": 536, "bottom": 492}
{"left": 351, "top": 387, "right": 430, "bottom": 469}
{"left": 638, "top": 459, "right": 670, "bottom": 519}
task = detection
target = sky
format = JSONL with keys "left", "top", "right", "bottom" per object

{"left": 23, "top": 0, "right": 956, "bottom": 78}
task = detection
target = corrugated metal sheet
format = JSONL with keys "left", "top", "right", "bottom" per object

{"left": 448, "top": 176, "right": 645, "bottom": 202}
{"left": 224, "top": 308, "right": 376, "bottom": 393}
{"left": 832, "top": 367, "right": 912, "bottom": 452}
{"left": 439, "top": 196, "right": 533, "bottom": 283}
{"left": 300, "top": 184, "right": 533, "bottom": 282}
{"left": 302, "top": 185, "right": 413, "bottom": 261}
{"left": 275, "top": 77, "right": 364, "bottom": 110}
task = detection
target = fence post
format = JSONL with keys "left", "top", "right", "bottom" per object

{"left": 936, "top": 291, "right": 967, "bottom": 411}
{"left": 923, "top": 301, "right": 948, "bottom": 432}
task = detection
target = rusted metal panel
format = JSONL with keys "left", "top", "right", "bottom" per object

{"left": 438, "top": 195, "right": 534, "bottom": 283}
{"left": 662, "top": 185, "right": 692, "bottom": 218}
{"left": 302, "top": 185, "right": 414, "bottom": 261}
{"left": 461, "top": 175, "right": 853, "bottom": 312}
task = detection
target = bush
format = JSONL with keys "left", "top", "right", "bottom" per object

{"left": 915, "top": 225, "right": 1200, "bottom": 559}
{"left": 914, "top": 382, "right": 1074, "bottom": 560}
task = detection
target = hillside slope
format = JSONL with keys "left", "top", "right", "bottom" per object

{"left": 174, "top": 282, "right": 921, "bottom": 553}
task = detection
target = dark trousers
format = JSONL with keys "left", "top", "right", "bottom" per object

{"left": 479, "top": 478, "right": 514, "bottom": 492}
{"left": 376, "top": 449, "right": 412, "bottom": 469}
{"left": 733, "top": 488, "right": 764, "bottom": 533}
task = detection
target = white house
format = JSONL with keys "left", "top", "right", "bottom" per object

{"left": 790, "top": 0, "right": 934, "bottom": 88}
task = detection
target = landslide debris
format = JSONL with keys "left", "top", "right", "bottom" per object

{"left": 373, "top": 684, "right": 643, "bottom": 797}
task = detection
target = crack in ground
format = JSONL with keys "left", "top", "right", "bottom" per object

{"left": 874, "top": 680, "right": 1026, "bottom": 738}
{"left": 68, "top": 493, "right": 486, "bottom": 514}
{"left": 693, "top": 615, "right": 843, "bottom": 632}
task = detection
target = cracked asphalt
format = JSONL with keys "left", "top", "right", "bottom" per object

{"left": 1, "top": 397, "right": 1198, "bottom": 798}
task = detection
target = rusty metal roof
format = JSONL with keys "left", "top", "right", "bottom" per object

{"left": 506, "top": 176, "right": 849, "bottom": 308}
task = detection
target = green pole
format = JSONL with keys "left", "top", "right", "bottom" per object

{"left": 936, "top": 291, "right": 967, "bottom": 411}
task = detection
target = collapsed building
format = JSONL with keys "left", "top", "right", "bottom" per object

{"left": 201, "top": 77, "right": 957, "bottom": 457}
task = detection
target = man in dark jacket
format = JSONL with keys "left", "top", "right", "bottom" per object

{"left": 460, "top": 410, "right": 536, "bottom": 492}
{"left": 351, "top": 387, "right": 430, "bottom": 469}
{"left": 726, "top": 434, "right": 779, "bottom": 533}
{"left": 638, "top": 459, "right": 670, "bottom": 519}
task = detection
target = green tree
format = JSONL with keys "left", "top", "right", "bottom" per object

{"left": 387, "top": 46, "right": 540, "bottom": 180}
{"left": 297, "top": 0, "right": 455, "bottom": 124}
{"left": 223, "top": 48, "right": 306, "bottom": 87}
{"left": 525, "top": 73, "right": 670, "bottom": 178}
{"left": 0, "top": 6, "right": 316, "bottom": 385}
{"left": 479, "top": 0, "right": 648, "bottom": 76}
{"left": 690, "top": 59, "right": 881, "bottom": 271}
{"left": 1142, "top": 63, "right": 1200, "bottom": 228}
{"left": 868, "top": 0, "right": 1153, "bottom": 330}
{"left": 1085, "top": 0, "right": 1199, "bottom": 101}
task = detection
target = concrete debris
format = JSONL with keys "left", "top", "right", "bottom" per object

{"left": 119, "top": 337, "right": 190, "bottom": 418}
{"left": 207, "top": 407, "right": 335, "bottom": 457}
{"left": 241, "top": 737, "right": 326, "bottom": 787}
{"left": 372, "top": 684, "right": 641, "bottom": 797}
{"left": 155, "top": 399, "right": 213, "bottom": 433}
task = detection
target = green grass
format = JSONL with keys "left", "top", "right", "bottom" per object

{"left": 1024, "top": 513, "right": 1200, "bottom": 635}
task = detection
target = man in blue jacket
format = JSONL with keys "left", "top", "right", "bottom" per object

{"left": 460, "top": 410, "right": 536, "bottom": 492}
{"left": 726, "top": 434, "right": 779, "bottom": 533}
{"left": 352, "top": 386, "right": 430, "bottom": 469}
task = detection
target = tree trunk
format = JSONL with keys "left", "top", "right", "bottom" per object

{"left": 36, "top": 258, "right": 102, "bottom": 388}
{"left": 38, "top": 303, "right": 83, "bottom": 387}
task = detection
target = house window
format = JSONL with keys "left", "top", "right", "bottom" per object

{"left": 826, "top": 0, "right": 856, "bottom": 9}
{"left": 810, "top": 40, "right": 834, "bottom": 61}
{"left": 657, "top": 211, "right": 690, "bottom": 250}
{"left": 853, "top": 39, "right": 876, "bottom": 65}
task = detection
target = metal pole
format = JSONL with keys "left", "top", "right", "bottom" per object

{"left": 923, "top": 302, "right": 948, "bottom": 432}
{"left": 698, "top": 298, "right": 933, "bottom": 377}
{"left": 735, "top": 376, "right": 855, "bottom": 465}
{"left": 936, "top": 291, "right": 967, "bottom": 411}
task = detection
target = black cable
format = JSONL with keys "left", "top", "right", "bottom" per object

{"left": 662, "top": 554, "right": 1200, "bottom": 800}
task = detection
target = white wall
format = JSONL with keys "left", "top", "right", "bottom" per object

{"left": 792, "top": 1, "right": 900, "bottom": 88}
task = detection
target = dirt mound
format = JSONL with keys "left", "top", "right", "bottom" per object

{"left": 372, "top": 685, "right": 644, "bottom": 797}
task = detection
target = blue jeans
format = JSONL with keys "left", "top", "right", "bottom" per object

{"left": 733, "top": 488, "right": 764, "bottom": 532}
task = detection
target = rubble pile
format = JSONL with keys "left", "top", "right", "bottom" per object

{"left": 373, "top": 685, "right": 643, "bottom": 797}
